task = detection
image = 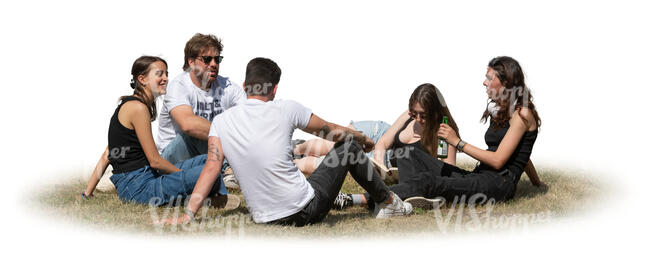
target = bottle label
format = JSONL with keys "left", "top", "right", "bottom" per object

{"left": 438, "top": 140, "right": 448, "bottom": 156}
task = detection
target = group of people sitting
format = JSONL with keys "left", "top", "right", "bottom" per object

{"left": 82, "top": 33, "right": 545, "bottom": 227}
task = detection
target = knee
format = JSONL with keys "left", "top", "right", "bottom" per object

{"left": 338, "top": 138, "right": 363, "bottom": 152}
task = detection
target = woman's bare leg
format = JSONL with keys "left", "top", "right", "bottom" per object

{"left": 294, "top": 139, "right": 336, "bottom": 157}
{"left": 294, "top": 156, "right": 323, "bottom": 176}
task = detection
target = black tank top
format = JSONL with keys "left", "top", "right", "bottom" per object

{"left": 389, "top": 118, "right": 426, "bottom": 166}
{"left": 392, "top": 118, "right": 425, "bottom": 151}
{"left": 108, "top": 96, "right": 150, "bottom": 174}
{"left": 475, "top": 121, "right": 538, "bottom": 183}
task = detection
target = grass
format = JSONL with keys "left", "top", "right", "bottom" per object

{"left": 30, "top": 161, "right": 603, "bottom": 238}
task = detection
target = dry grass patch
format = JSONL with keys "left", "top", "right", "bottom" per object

{"left": 31, "top": 162, "right": 603, "bottom": 238}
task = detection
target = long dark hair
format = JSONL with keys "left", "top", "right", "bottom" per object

{"left": 120, "top": 56, "right": 167, "bottom": 121}
{"left": 409, "top": 83, "right": 460, "bottom": 156}
{"left": 481, "top": 56, "right": 541, "bottom": 129}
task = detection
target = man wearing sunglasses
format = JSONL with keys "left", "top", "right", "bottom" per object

{"left": 156, "top": 33, "right": 246, "bottom": 191}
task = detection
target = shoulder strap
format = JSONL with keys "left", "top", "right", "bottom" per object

{"left": 393, "top": 117, "right": 414, "bottom": 147}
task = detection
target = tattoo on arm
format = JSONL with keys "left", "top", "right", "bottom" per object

{"left": 207, "top": 142, "right": 222, "bottom": 162}
{"left": 319, "top": 125, "right": 331, "bottom": 138}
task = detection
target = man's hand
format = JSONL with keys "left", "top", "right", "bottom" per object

{"left": 360, "top": 135, "right": 375, "bottom": 153}
{"left": 153, "top": 214, "right": 193, "bottom": 226}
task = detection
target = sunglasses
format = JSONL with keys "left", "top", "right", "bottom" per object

{"left": 408, "top": 110, "right": 427, "bottom": 120}
{"left": 196, "top": 56, "right": 223, "bottom": 64}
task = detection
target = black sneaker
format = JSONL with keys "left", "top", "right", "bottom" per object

{"left": 332, "top": 193, "right": 353, "bottom": 210}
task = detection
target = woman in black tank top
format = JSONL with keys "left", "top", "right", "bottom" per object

{"left": 81, "top": 56, "right": 229, "bottom": 207}
{"left": 340, "top": 84, "right": 462, "bottom": 208}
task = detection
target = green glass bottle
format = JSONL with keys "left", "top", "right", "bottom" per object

{"left": 437, "top": 116, "right": 449, "bottom": 158}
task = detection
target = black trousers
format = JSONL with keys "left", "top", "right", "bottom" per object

{"left": 268, "top": 139, "right": 390, "bottom": 227}
{"left": 370, "top": 146, "right": 515, "bottom": 206}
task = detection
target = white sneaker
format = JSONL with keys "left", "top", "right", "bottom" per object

{"left": 375, "top": 192, "right": 413, "bottom": 218}
{"left": 222, "top": 171, "right": 240, "bottom": 190}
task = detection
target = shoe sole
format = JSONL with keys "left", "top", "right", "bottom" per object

{"left": 224, "top": 181, "right": 240, "bottom": 190}
{"left": 222, "top": 172, "right": 240, "bottom": 190}
{"left": 375, "top": 202, "right": 413, "bottom": 219}
{"left": 404, "top": 197, "right": 441, "bottom": 210}
{"left": 210, "top": 194, "right": 241, "bottom": 211}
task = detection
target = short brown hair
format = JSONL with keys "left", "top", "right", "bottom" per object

{"left": 244, "top": 57, "right": 282, "bottom": 96}
{"left": 183, "top": 33, "right": 223, "bottom": 71}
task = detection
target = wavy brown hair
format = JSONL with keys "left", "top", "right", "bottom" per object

{"left": 481, "top": 56, "right": 541, "bottom": 130}
{"left": 409, "top": 83, "right": 460, "bottom": 156}
{"left": 121, "top": 56, "right": 167, "bottom": 121}
{"left": 183, "top": 33, "right": 223, "bottom": 71}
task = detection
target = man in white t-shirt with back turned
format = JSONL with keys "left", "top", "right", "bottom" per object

{"left": 156, "top": 33, "right": 246, "bottom": 192}
{"left": 161, "top": 57, "right": 412, "bottom": 226}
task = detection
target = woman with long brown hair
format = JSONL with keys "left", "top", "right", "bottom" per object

{"left": 333, "top": 83, "right": 461, "bottom": 209}
{"left": 81, "top": 56, "right": 238, "bottom": 208}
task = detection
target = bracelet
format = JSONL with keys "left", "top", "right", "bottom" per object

{"left": 456, "top": 140, "right": 466, "bottom": 152}
{"left": 81, "top": 191, "right": 93, "bottom": 199}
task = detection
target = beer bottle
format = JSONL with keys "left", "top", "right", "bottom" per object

{"left": 437, "top": 116, "right": 449, "bottom": 158}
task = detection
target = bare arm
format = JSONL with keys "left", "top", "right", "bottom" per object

{"left": 443, "top": 145, "right": 457, "bottom": 166}
{"left": 373, "top": 111, "right": 410, "bottom": 164}
{"left": 525, "top": 159, "right": 544, "bottom": 187}
{"left": 83, "top": 147, "right": 109, "bottom": 197}
{"left": 185, "top": 136, "right": 224, "bottom": 215}
{"left": 301, "top": 113, "right": 374, "bottom": 152}
{"left": 170, "top": 105, "right": 212, "bottom": 140}
{"left": 128, "top": 102, "right": 181, "bottom": 174}
{"left": 439, "top": 108, "right": 533, "bottom": 170}
{"left": 158, "top": 136, "right": 224, "bottom": 224}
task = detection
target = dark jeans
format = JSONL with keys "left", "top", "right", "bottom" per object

{"left": 268, "top": 139, "right": 390, "bottom": 227}
{"left": 369, "top": 146, "right": 515, "bottom": 207}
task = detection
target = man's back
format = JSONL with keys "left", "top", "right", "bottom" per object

{"left": 209, "top": 98, "right": 314, "bottom": 223}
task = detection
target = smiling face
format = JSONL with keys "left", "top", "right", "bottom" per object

{"left": 188, "top": 46, "right": 220, "bottom": 87}
{"left": 483, "top": 67, "right": 504, "bottom": 100}
{"left": 137, "top": 61, "right": 168, "bottom": 97}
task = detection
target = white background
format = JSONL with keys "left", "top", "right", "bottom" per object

{"left": 1, "top": 0, "right": 648, "bottom": 260}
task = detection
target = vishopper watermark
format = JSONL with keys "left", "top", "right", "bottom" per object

{"left": 486, "top": 85, "right": 531, "bottom": 116}
{"left": 309, "top": 135, "right": 413, "bottom": 180}
{"left": 148, "top": 197, "right": 253, "bottom": 235}
{"left": 109, "top": 146, "right": 131, "bottom": 159}
{"left": 430, "top": 193, "right": 551, "bottom": 233}
{"left": 244, "top": 82, "right": 274, "bottom": 96}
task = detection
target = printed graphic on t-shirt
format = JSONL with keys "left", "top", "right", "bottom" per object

{"left": 196, "top": 96, "right": 224, "bottom": 121}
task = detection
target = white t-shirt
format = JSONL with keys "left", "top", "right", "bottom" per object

{"left": 156, "top": 72, "right": 246, "bottom": 152}
{"left": 209, "top": 99, "right": 315, "bottom": 223}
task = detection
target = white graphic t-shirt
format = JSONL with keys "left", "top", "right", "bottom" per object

{"left": 156, "top": 71, "right": 246, "bottom": 152}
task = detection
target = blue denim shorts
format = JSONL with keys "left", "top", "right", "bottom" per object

{"left": 110, "top": 154, "right": 227, "bottom": 206}
{"left": 350, "top": 120, "right": 393, "bottom": 167}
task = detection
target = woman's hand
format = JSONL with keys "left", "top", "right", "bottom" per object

{"left": 438, "top": 123, "right": 460, "bottom": 146}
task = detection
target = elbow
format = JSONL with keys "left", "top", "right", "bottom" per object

{"left": 149, "top": 157, "right": 166, "bottom": 170}
{"left": 179, "top": 123, "right": 194, "bottom": 135}
{"left": 492, "top": 158, "right": 507, "bottom": 170}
